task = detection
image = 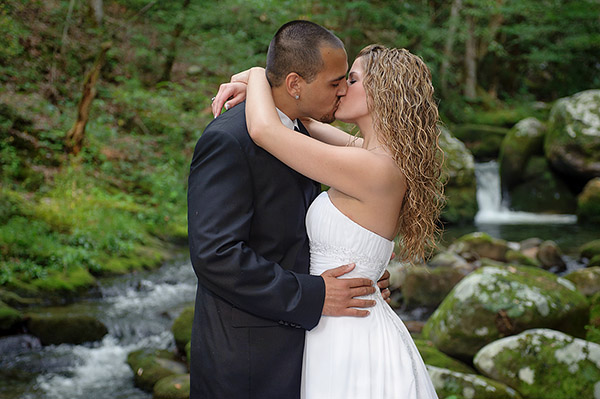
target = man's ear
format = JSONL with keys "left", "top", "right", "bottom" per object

{"left": 285, "top": 72, "right": 304, "bottom": 99}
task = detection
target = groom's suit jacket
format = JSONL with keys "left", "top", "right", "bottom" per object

{"left": 187, "top": 102, "right": 325, "bottom": 398}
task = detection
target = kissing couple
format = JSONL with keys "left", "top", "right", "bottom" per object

{"left": 188, "top": 20, "right": 443, "bottom": 399}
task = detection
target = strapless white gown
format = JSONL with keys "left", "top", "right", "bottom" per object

{"left": 301, "top": 192, "right": 438, "bottom": 399}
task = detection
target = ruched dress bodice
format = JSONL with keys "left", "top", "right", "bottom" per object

{"left": 301, "top": 192, "right": 438, "bottom": 399}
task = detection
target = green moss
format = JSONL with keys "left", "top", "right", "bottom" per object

{"left": 577, "top": 178, "right": 600, "bottom": 224}
{"left": 506, "top": 249, "right": 540, "bottom": 267}
{"left": 423, "top": 266, "right": 590, "bottom": 358}
{"left": 441, "top": 186, "right": 478, "bottom": 225}
{"left": 127, "top": 348, "right": 187, "bottom": 392}
{"left": 581, "top": 239, "right": 600, "bottom": 259}
{"left": 475, "top": 329, "right": 600, "bottom": 399}
{"left": 586, "top": 292, "right": 600, "bottom": 344}
{"left": 171, "top": 305, "right": 194, "bottom": 354}
{"left": 153, "top": 374, "right": 190, "bottom": 399}
{"left": 414, "top": 339, "right": 475, "bottom": 374}
{"left": 0, "top": 300, "right": 22, "bottom": 331}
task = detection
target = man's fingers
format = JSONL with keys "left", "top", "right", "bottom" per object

{"left": 349, "top": 299, "right": 376, "bottom": 309}
{"left": 346, "top": 277, "right": 374, "bottom": 288}
{"left": 350, "top": 285, "right": 375, "bottom": 297}
{"left": 322, "top": 263, "right": 354, "bottom": 278}
{"left": 342, "top": 308, "right": 370, "bottom": 317}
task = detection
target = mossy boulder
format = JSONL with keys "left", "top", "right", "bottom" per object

{"left": 545, "top": 90, "right": 600, "bottom": 186}
{"left": 0, "top": 301, "right": 23, "bottom": 332}
{"left": 25, "top": 312, "right": 108, "bottom": 345}
{"left": 171, "top": 305, "right": 194, "bottom": 353}
{"left": 587, "top": 292, "right": 600, "bottom": 344}
{"left": 448, "top": 232, "right": 510, "bottom": 262}
{"left": 581, "top": 239, "right": 600, "bottom": 260}
{"left": 577, "top": 177, "right": 600, "bottom": 224}
{"left": 184, "top": 341, "right": 191, "bottom": 368}
{"left": 422, "top": 266, "right": 589, "bottom": 358}
{"left": 127, "top": 348, "right": 188, "bottom": 392}
{"left": 427, "top": 251, "right": 471, "bottom": 269}
{"left": 508, "top": 156, "right": 577, "bottom": 214}
{"left": 474, "top": 328, "right": 600, "bottom": 399}
{"left": 439, "top": 126, "right": 478, "bottom": 224}
{"left": 499, "top": 117, "right": 546, "bottom": 193}
{"left": 564, "top": 267, "right": 600, "bottom": 297}
{"left": 397, "top": 266, "right": 467, "bottom": 310}
{"left": 505, "top": 250, "right": 540, "bottom": 268}
{"left": 452, "top": 124, "right": 509, "bottom": 160}
{"left": 414, "top": 339, "right": 474, "bottom": 374}
{"left": 536, "top": 240, "right": 566, "bottom": 272}
{"left": 153, "top": 373, "right": 190, "bottom": 399}
{"left": 427, "top": 365, "right": 522, "bottom": 399}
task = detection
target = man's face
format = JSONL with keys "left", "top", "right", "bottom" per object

{"left": 298, "top": 47, "right": 348, "bottom": 123}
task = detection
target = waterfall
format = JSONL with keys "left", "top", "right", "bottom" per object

{"left": 474, "top": 161, "right": 577, "bottom": 225}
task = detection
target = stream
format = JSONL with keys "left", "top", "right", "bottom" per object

{"left": 0, "top": 255, "right": 196, "bottom": 399}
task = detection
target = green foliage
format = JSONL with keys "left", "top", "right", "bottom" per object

{"left": 0, "top": 3, "right": 26, "bottom": 63}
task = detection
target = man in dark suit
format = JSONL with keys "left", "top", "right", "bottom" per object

{"left": 188, "top": 21, "right": 385, "bottom": 398}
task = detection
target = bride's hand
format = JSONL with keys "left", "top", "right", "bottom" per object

{"left": 211, "top": 81, "right": 247, "bottom": 118}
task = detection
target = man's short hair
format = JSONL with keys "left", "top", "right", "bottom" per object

{"left": 266, "top": 20, "right": 344, "bottom": 87}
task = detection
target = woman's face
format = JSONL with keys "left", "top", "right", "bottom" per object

{"left": 334, "top": 57, "right": 369, "bottom": 124}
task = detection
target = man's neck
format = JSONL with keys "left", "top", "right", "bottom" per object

{"left": 272, "top": 87, "right": 298, "bottom": 121}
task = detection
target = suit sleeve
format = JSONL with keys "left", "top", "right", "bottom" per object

{"left": 187, "top": 128, "right": 325, "bottom": 330}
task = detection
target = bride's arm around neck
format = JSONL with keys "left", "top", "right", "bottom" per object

{"left": 245, "top": 67, "right": 402, "bottom": 205}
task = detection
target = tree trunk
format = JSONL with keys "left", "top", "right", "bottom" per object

{"left": 89, "top": 0, "right": 103, "bottom": 26}
{"left": 159, "top": 0, "right": 191, "bottom": 83}
{"left": 440, "top": 0, "right": 462, "bottom": 97}
{"left": 464, "top": 15, "right": 477, "bottom": 99}
{"left": 65, "top": 42, "right": 112, "bottom": 155}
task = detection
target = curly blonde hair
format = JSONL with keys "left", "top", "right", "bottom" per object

{"left": 357, "top": 44, "right": 444, "bottom": 263}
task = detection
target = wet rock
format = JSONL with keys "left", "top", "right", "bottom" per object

{"left": 453, "top": 124, "right": 509, "bottom": 161}
{"left": 564, "top": 267, "right": 600, "bottom": 297}
{"left": 520, "top": 238, "right": 542, "bottom": 251}
{"left": 153, "top": 373, "right": 190, "bottom": 399}
{"left": 414, "top": 339, "right": 474, "bottom": 374}
{"left": 545, "top": 90, "right": 600, "bottom": 186}
{"left": 580, "top": 239, "right": 600, "bottom": 260}
{"left": 508, "top": 156, "right": 577, "bottom": 214}
{"left": 448, "top": 232, "right": 510, "bottom": 262}
{"left": 0, "top": 334, "right": 41, "bottom": 355}
{"left": 499, "top": 117, "right": 546, "bottom": 193}
{"left": 474, "top": 328, "right": 600, "bottom": 399}
{"left": 536, "top": 240, "right": 566, "bottom": 272}
{"left": 127, "top": 348, "right": 188, "bottom": 392}
{"left": 422, "top": 265, "right": 589, "bottom": 358}
{"left": 577, "top": 177, "right": 600, "bottom": 224}
{"left": 505, "top": 249, "right": 540, "bottom": 268}
{"left": 171, "top": 305, "right": 194, "bottom": 354}
{"left": 0, "top": 301, "right": 23, "bottom": 333}
{"left": 397, "top": 265, "right": 468, "bottom": 310}
{"left": 427, "top": 251, "right": 471, "bottom": 269}
{"left": 25, "top": 312, "right": 108, "bottom": 345}
{"left": 439, "top": 126, "right": 478, "bottom": 224}
{"left": 427, "top": 365, "right": 522, "bottom": 399}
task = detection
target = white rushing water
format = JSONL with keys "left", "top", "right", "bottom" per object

{"left": 11, "top": 259, "right": 197, "bottom": 399}
{"left": 474, "top": 161, "right": 577, "bottom": 225}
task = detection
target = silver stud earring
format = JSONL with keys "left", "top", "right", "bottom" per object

{"left": 295, "top": 95, "right": 299, "bottom": 100}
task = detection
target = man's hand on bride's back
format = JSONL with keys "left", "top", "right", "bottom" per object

{"left": 321, "top": 263, "right": 376, "bottom": 317}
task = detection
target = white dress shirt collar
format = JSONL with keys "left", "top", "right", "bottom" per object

{"left": 276, "top": 107, "right": 299, "bottom": 131}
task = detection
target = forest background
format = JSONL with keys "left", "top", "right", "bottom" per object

{"left": 1, "top": 0, "right": 599, "bottom": 296}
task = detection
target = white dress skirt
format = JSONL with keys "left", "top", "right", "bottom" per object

{"left": 301, "top": 192, "right": 438, "bottom": 399}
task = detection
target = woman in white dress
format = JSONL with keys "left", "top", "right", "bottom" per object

{"left": 232, "top": 45, "right": 442, "bottom": 398}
